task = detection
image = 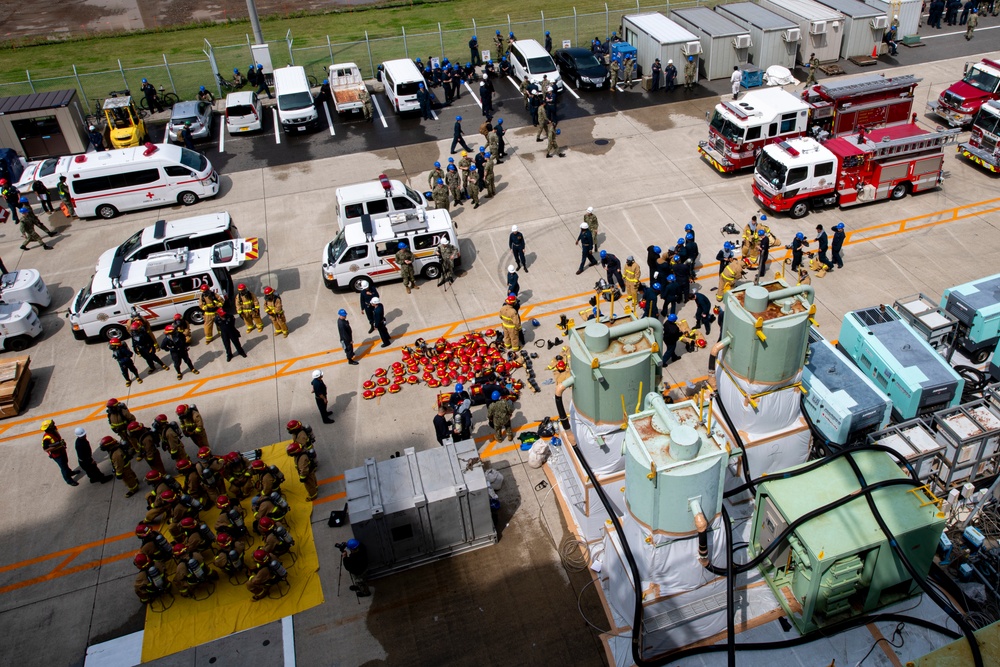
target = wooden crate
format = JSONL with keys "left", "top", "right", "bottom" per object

{"left": 0, "top": 355, "right": 31, "bottom": 419}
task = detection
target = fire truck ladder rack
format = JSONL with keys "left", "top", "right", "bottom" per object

{"left": 861, "top": 128, "right": 960, "bottom": 160}
{"left": 817, "top": 74, "right": 920, "bottom": 100}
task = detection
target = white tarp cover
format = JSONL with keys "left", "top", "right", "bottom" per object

{"left": 716, "top": 366, "right": 805, "bottom": 433}
{"left": 764, "top": 65, "right": 799, "bottom": 86}
{"left": 571, "top": 401, "right": 628, "bottom": 476}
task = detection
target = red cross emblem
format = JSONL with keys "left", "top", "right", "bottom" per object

{"left": 145, "top": 192, "right": 155, "bottom": 200}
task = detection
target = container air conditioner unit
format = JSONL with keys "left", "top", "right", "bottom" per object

{"left": 783, "top": 27, "right": 802, "bottom": 42}
{"left": 810, "top": 20, "right": 828, "bottom": 34}
{"left": 733, "top": 34, "right": 753, "bottom": 49}
{"left": 871, "top": 16, "right": 888, "bottom": 29}
{"left": 682, "top": 40, "right": 703, "bottom": 55}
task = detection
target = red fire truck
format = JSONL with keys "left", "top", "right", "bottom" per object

{"left": 958, "top": 100, "right": 1000, "bottom": 173}
{"left": 698, "top": 73, "right": 920, "bottom": 173}
{"left": 928, "top": 58, "right": 1000, "bottom": 128}
{"left": 751, "top": 124, "right": 958, "bottom": 219}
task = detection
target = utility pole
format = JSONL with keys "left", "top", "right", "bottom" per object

{"left": 246, "top": 0, "right": 264, "bottom": 44}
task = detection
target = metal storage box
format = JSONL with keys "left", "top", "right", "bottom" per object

{"left": 863, "top": 0, "right": 922, "bottom": 37}
{"left": 345, "top": 439, "right": 496, "bottom": 578}
{"left": 716, "top": 2, "right": 799, "bottom": 71}
{"left": 670, "top": 7, "right": 752, "bottom": 81}
{"left": 931, "top": 400, "right": 1000, "bottom": 490}
{"left": 814, "top": 0, "right": 886, "bottom": 59}
{"left": 893, "top": 293, "right": 958, "bottom": 349}
{"left": 758, "top": 0, "right": 847, "bottom": 64}
{"left": 866, "top": 418, "right": 944, "bottom": 481}
{"left": 621, "top": 13, "right": 701, "bottom": 87}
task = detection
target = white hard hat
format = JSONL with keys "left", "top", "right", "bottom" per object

{"left": 370, "top": 297, "right": 381, "bottom": 305}
{"left": 511, "top": 225, "right": 518, "bottom": 232}
{"left": 88, "top": 125, "right": 96, "bottom": 131}
{"left": 358, "top": 279, "right": 369, "bottom": 288}
{"left": 587, "top": 206, "right": 594, "bottom": 213}
{"left": 312, "top": 370, "right": 323, "bottom": 379}
{"left": 580, "top": 222, "right": 588, "bottom": 229}
{"left": 482, "top": 73, "right": 488, "bottom": 80}
{"left": 508, "top": 265, "right": 516, "bottom": 272}
{"left": 668, "top": 59, "right": 673, "bottom": 65}
{"left": 75, "top": 427, "right": 86, "bottom": 437}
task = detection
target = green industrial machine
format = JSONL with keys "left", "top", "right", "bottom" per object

{"left": 749, "top": 450, "right": 945, "bottom": 635}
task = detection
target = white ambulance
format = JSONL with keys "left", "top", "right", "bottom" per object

{"left": 69, "top": 247, "right": 237, "bottom": 341}
{"left": 321, "top": 209, "right": 460, "bottom": 291}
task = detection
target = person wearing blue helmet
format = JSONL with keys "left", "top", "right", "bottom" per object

{"left": 660, "top": 274, "right": 682, "bottom": 316}
{"left": 316, "top": 78, "right": 331, "bottom": 107}
{"left": 341, "top": 538, "right": 370, "bottom": 597}
{"left": 337, "top": 309, "right": 358, "bottom": 365}
{"left": 442, "top": 64, "right": 455, "bottom": 104}
{"left": 469, "top": 34, "right": 482, "bottom": 67}
{"left": 494, "top": 30, "right": 505, "bottom": 60}
{"left": 600, "top": 250, "right": 625, "bottom": 290}
{"left": 467, "top": 163, "right": 481, "bottom": 208}
{"left": 417, "top": 82, "right": 433, "bottom": 121}
{"left": 197, "top": 85, "right": 214, "bottom": 104}
{"left": 662, "top": 313, "right": 682, "bottom": 367}
{"left": 831, "top": 223, "right": 846, "bottom": 269}
{"left": 684, "top": 55, "right": 697, "bottom": 91}
{"left": 255, "top": 63, "right": 273, "bottom": 99}
{"left": 232, "top": 67, "right": 245, "bottom": 87}
{"left": 684, "top": 232, "right": 699, "bottom": 265}
{"left": 395, "top": 241, "right": 418, "bottom": 293}
{"left": 647, "top": 245, "right": 663, "bottom": 279}
{"left": 684, "top": 222, "right": 695, "bottom": 240}
{"left": 544, "top": 31, "right": 553, "bottom": 53}
{"left": 450, "top": 383, "right": 473, "bottom": 439}
{"left": 432, "top": 176, "right": 449, "bottom": 213}
{"left": 756, "top": 228, "right": 772, "bottom": 281}
{"left": 641, "top": 281, "right": 660, "bottom": 318}
{"left": 788, "top": 231, "right": 809, "bottom": 271}
{"left": 716, "top": 241, "right": 735, "bottom": 276}
{"left": 487, "top": 389, "right": 515, "bottom": 443}
{"left": 494, "top": 117, "right": 506, "bottom": 159}
{"left": 814, "top": 224, "right": 833, "bottom": 272}
{"left": 140, "top": 78, "right": 164, "bottom": 113}
{"left": 450, "top": 115, "right": 472, "bottom": 154}
{"left": 487, "top": 123, "right": 500, "bottom": 165}
{"left": 428, "top": 161, "right": 444, "bottom": 190}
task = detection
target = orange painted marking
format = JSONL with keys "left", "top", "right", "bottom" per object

{"left": 313, "top": 491, "right": 347, "bottom": 506}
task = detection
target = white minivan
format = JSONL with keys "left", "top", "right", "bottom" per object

{"left": 509, "top": 39, "right": 564, "bottom": 93}
{"left": 380, "top": 59, "right": 424, "bottom": 114}
{"left": 274, "top": 65, "right": 319, "bottom": 133}
{"left": 67, "top": 144, "right": 219, "bottom": 219}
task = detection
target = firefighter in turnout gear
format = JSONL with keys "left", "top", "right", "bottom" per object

{"left": 247, "top": 549, "right": 281, "bottom": 601}
{"left": 105, "top": 398, "right": 136, "bottom": 440}
{"left": 177, "top": 458, "right": 209, "bottom": 506}
{"left": 259, "top": 516, "right": 295, "bottom": 556}
{"left": 135, "top": 523, "right": 173, "bottom": 571}
{"left": 196, "top": 446, "right": 228, "bottom": 498}
{"left": 133, "top": 552, "right": 170, "bottom": 604}
{"left": 214, "top": 495, "right": 250, "bottom": 542}
{"left": 718, "top": 256, "right": 745, "bottom": 301}
{"left": 100, "top": 435, "right": 140, "bottom": 497}
{"left": 623, "top": 256, "right": 642, "bottom": 307}
{"left": 235, "top": 283, "right": 264, "bottom": 333}
{"left": 223, "top": 451, "right": 255, "bottom": 501}
{"left": 287, "top": 441, "right": 318, "bottom": 501}
{"left": 250, "top": 459, "right": 284, "bottom": 497}
{"left": 171, "top": 542, "right": 217, "bottom": 598}
{"left": 263, "top": 286, "right": 288, "bottom": 337}
{"left": 152, "top": 413, "right": 188, "bottom": 463}
{"left": 213, "top": 532, "right": 248, "bottom": 576}
{"left": 177, "top": 404, "right": 209, "bottom": 450}
{"left": 172, "top": 313, "right": 193, "bottom": 344}
{"left": 198, "top": 284, "right": 224, "bottom": 343}
{"left": 499, "top": 294, "right": 521, "bottom": 351}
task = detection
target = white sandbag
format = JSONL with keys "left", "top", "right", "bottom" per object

{"left": 527, "top": 440, "right": 551, "bottom": 468}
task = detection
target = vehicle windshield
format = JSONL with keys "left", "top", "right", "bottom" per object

{"left": 179, "top": 148, "right": 208, "bottom": 173}
{"left": 756, "top": 151, "right": 787, "bottom": 188}
{"left": 404, "top": 184, "right": 423, "bottom": 203}
{"left": 73, "top": 283, "right": 92, "bottom": 313}
{"left": 116, "top": 229, "right": 144, "bottom": 260}
{"left": 964, "top": 66, "right": 1000, "bottom": 94}
{"left": 278, "top": 92, "right": 314, "bottom": 111}
{"left": 328, "top": 231, "right": 348, "bottom": 264}
{"left": 528, "top": 56, "right": 557, "bottom": 75}
{"left": 37, "top": 159, "right": 58, "bottom": 178}
{"left": 710, "top": 111, "right": 744, "bottom": 144}
{"left": 397, "top": 81, "right": 421, "bottom": 96}
{"left": 973, "top": 108, "right": 1000, "bottom": 136}
{"left": 573, "top": 53, "right": 603, "bottom": 69}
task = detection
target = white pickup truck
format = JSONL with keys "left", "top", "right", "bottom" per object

{"left": 328, "top": 63, "right": 367, "bottom": 114}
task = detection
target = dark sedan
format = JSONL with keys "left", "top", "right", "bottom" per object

{"left": 554, "top": 47, "right": 609, "bottom": 89}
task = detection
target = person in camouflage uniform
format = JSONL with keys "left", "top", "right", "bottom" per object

{"left": 466, "top": 165, "right": 481, "bottom": 209}
{"left": 359, "top": 86, "right": 374, "bottom": 122}
{"left": 457, "top": 151, "right": 472, "bottom": 198}
{"left": 427, "top": 161, "right": 444, "bottom": 190}
{"left": 535, "top": 105, "right": 549, "bottom": 141}
{"left": 609, "top": 59, "right": 620, "bottom": 90}
{"left": 684, "top": 56, "right": 697, "bottom": 90}
{"left": 487, "top": 392, "right": 515, "bottom": 442}
{"left": 584, "top": 207, "right": 600, "bottom": 252}
{"left": 432, "top": 178, "right": 449, "bottom": 212}
{"left": 483, "top": 154, "right": 496, "bottom": 198}
{"left": 445, "top": 165, "right": 462, "bottom": 208}
{"left": 487, "top": 127, "right": 499, "bottom": 158}
{"left": 18, "top": 206, "right": 52, "bottom": 250}
{"left": 436, "top": 239, "right": 457, "bottom": 287}
{"left": 546, "top": 124, "right": 564, "bottom": 158}
{"left": 395, "top": 241, "right": 418, "bottom": 293}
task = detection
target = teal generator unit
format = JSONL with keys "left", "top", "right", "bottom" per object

{"left": 941, "top": 273, "right": 1000, "bottom": 364}
{"left": 802, "top": 327, "right": 892, "bottom": 447}
{"left": 838, "top": 305, "right": 964, "bottom": 421}
{"left": 749, "top": 450, "right": 945, "bottom": 635}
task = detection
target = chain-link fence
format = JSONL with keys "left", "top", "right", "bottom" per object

{"left": 0, "top": 2, "right": 706, "bottom": 102}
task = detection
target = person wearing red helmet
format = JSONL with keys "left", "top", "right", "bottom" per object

{"left": 195, "top": 445, "right": 227, "bottom": 497}
{"left": 179, "top": 516, "right": 214, "bottom": 559}
{"left": 498, "top": 294, "right": 521, "bottom": 352}
{"left": 198, "top": 284, "right": 224, "bottom": 344}
{"left": 133, "top": 552, "right": 169, "bottom": 604}
{"left": 246, "top": 548, "right": 277, "bottom": 600}
{"left": 108, "top": 336, "right": 143, "bottom": 387}
{"left": 105, "top": 398, "right": 136, "bottom": 440}
{"left": 235, "top": 283, "right": 264, "bottom": 333}
{"left": 287, "top": 439, "right": 318, "bottom": 501}
{"left": 215, "top": 307, "right": 248, "bottom": 362}
{"left": 135, "top": 522, "right": 173, "bottom": 569}
{"left": 129, "top": 421, "right": 166, "bottom": 475}
{"left": 175, "top": 457, "right": 208, "bottom": 505}
{"left": 285, "top": 419, "right": 316, "bottom": 459}
{"left": 259, "top": 516, "right": 294, "bottom": 556}
{"left": 262, "top": 286, "right": 288, "bottom": 337}
{"left": 127, "top": 307, "right": 156, "bottom": 346}
{"left": 176, "top": 403, "right": 210, "bottom": 450}
{"left": 214, "top": 494, "right": 249, "bottom": 540}
{"left": 161, "top": 323, "right": 199, "bottom": 381}
{"left": 40, "top": 419, "right": 78, "bottom": 486}
{"left": 212, "top": 531, "right": 248, "bottom": 575}
{"left": 129, "top": 320, "right": 169, "bottom": 375}
{"left": 151, "top": 413, "right": 188, "bottom": 464}
{"left": 250, "top": 459, "right": 284, "bottom": 497}
{"left": 100, "top": 435, "right": 140, "bottom": 497}
{"left": 171, "top": 312, "right": 192, "bottom": 344}
{"left": 171, "top": 541, "right": 218, "bottom": 597}
{"left": 223, "top": 451, "right": 254, "bottom": 500}
{"left": 144, "top": 487, "right": 177, "bottom": 524}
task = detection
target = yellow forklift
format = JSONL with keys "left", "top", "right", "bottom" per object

{"left": 102, "top": 95, "right": 149, "bottom": 148}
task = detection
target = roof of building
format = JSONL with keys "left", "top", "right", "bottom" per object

{"left": 671, "top": 7, "right": 749, "bottom": 37}
{"left": 813, "top": 0, "right": 883, "bottom": 18}
{"left": 623, "top": 13, "right": 698, "bottom": 44}
{"left": 716, "top": 2, "right": 798, "bottom": 30}
{"left": 0, "top": 89, "right": 76, "bottom": 115}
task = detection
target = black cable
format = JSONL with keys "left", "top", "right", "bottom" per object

{"left": 712, "top": 388, "right": 753, "bottom": 489}
{"left": 842, "top": 451, "right": 984, "bottom": 667}
{"left": 723, "top": 505, "right": 736, "bottom": 667}
{"left": 855, "top": 622, "right": 905, "bottom": 666}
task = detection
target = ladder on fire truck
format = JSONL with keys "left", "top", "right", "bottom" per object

{"left": 815, "top": 74, "right": 919, "bottom": 100}
{"left": 861, "top": 128, "right": 960, "bottom": 159}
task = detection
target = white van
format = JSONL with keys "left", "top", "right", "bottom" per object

{"left": 67, "top": 144, "right": 219, "bottom": 219}
{"left": 69, "top": 247, "right": 237, "bottom": 341}
{"left": 274, "top": 65, "right": 319, "bottom": 133}
{"left": 335, "top": 176, "right": 428, "bottom": 230}
{"left": 380, "top": 59, "right": 424, "bottom": 114}
{"left": 322, "top": 209, "right": 460, "bottom": 291}
{"left": 509, "top": 39, "right": 564, "bottom": 93}
{"left": 96, "top": 212, "right": 257, "bottom": 271}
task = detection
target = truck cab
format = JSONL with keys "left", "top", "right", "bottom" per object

{"left": 753, "top": 138, "right": 839, "bottom": 217}
{"left": 929, "top": 59, "right": 1000, "bottom": 128}
{"left": 958, "top": 100, "right": 1000, "bottom": 173}
{"left": 700, "top": 88, "right": 809, "bottom": 172}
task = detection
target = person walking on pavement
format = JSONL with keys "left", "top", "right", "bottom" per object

{"left": 600, "top": 250, "right": 625, "bottom": 290}
{"left": 110, "top": 337, "right": 142, "bottom": 386}
{"left": 371, "top": 297, "right": 392, "bottom": 348}
{"left": 417, "top": 83, "right": 433, "bottom": 120}
{"left": 624, "top": 56, "right": 635, "bottom": 88}
{"left": 432, "top": 178, "right": 449, "bottom": 212}
{"left": 215, "top": 308, "right": 248, "bottom": 361}
{"left": 509, "top": 225, "right": 528, "bottom": 271}
{"left": 457, "top": 151, "right": 472, "bottom": 198}
{"left": 609, "top": 59, "right": 620, "bottom": 91}
{"left": 32, "top": 179, "right": 54, "bottom": 213}
{"left": 41, "top": 420, "right": 79, "bottom": 486}
{"left": 445, "top": 166, "right": 462, "bottom": 207}
{"left": 18, "top": 199, "right": 56, "bottom": 236}
{"left": 0, "top": 179, "right": 20, "bottom": 224}
{"left": 235, "top": 283, "right": 264, "bottom": 333}
{"left": 131, "top": 321, "right": 168, "bottom": 374}
{"left": 584, "top": 207, "right": 600, "bottom": 252}
{"left": 499, "top": 294, "right": 521, "bottom": 351}
{"left": 756, "top": 229, "right": 772, "bottom": 282}
{"left": 255, "top": 64, "right": 273, "bottom": 99}
{"left": 966, "top": 8, "right": 979, "bottom": 39}
{"left": 395, "top": 241, "right": 419, "bottom": 293}
{"left": 546, "top": 125, "right": 564, "bottom": 158}
{"left": 495, "top": 117, "right": 507, "bottom": 158}
{"left": 661, "top": 314, "right": 682, "bottom": 366}
{"left": 506, "top": 265, "right": 520, "bottom": 298}
{"left": 263, "top": 286, "right": 289, "bottom": 337}
{"left": 469, "top": 35, "right": 482, "bottom": 67}
{"left": 360, "top": 281, "right": 379, "bottom": 333}
{"left": 831, "top": 223, "right": 846, "bottom": 268}
{"left": 483, "top": 153, "right": 496, "bottom": 198}
{"left": 450, "top": 116, "right": 472, "bottom": 154}
{"left": 803, "top": 53, "right": 820, "bottom": 87}
{"left": 428, "top": 161, "right": 445, "bottom": 190}
{"left": 787, "top": 232, "right": 809, "bottom": 272}
{"left": 198, "top": 284, "right": 223, "bottom": 343}
{"left": 18, "top": 207, "right": 53, "bottom": 250}
{"left": 359, "top": 86, "right": 374, "bottom": 122}
{"left": 311, "top": 370, "right": 335, "bottom": 424}
{"left": 467, "top": 164, "right": 481, "bottom": 208}
{"left": 480, "top": 74, "right": 494, "bottom": 117}
{"left": 730, "top": 66, "right": 742, "bottom": 100}
{"left": 575, "top": 223, "right": 598, "bottom": 274}
{"left": 814, "top": 225, "right": 833, "bottom": 271}
{"left": 337, "top": 309, "right": 359, "bottom": 365}
{"left": 536, "top": 104, "right": 549, "bottom": 141}
{"left": 74, "top": 427, "right": 113, "bottom": 484}
{"left": 100, "top": 436, "right": 140, "bottom": 497}
{"left": 693, "top": 291, "right": 714, "bottom": 335}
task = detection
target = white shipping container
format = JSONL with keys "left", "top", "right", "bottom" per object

{"left": 621, "top": 13, "right": 701, "bottom": 85}
{"left": 671, "top": 7, "right": 752, "bottom": 81}
{"left": 715, "top": 2, "right": 799, "bottom": 71}
{"left": 814, "top": 0, "right": 886, "bottom": 59}
{"left": 758, "top": 0, "right": 847, "bottom": 64}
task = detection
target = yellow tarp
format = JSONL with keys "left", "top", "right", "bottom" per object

{"left": 141, "top": 443, "right": 324, "bottom": 662}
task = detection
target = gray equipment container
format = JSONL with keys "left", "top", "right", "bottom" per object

{"left": 814, "top": 0, "right": 887, "bottom": 58}
{"left": 715, "top": 3, "right": 800, "bottom": 71}
{"left": 670, "top": 7, "right": 752, "bottom": 81}
{"left": 758, "top": 0, "right": 847, "bottom": 64}
{"left": 621, "top": 13, "right": 701, "bottom": 86}
{"left": 345, "top": 439, "right": 496, "bottom": 578}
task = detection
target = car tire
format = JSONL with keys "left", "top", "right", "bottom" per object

{"left": 422, "top": 262, "right": 442, "bottom": 280}
{"left": 890, "top": 182, "right": 910, "bottom": 200}
{"left": 790, "top": 201, "right": 810, "bottom": 219}
{"left": 185, "top": 307, "right": 205, "bottom": 325}
{"left": 971, "top": 348, "right": 992, "bottom": 365}
{"left": 4, "top": 335, "right": 32, "bottom": 352}
{"left": 96, "top": 204, "right": 118, "bottom": 219}
{"left": 101, "top": 323, "right": 128, "bottom": 342}
{"left": 178, "top": 191, "right": 199, "bottom": 206}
